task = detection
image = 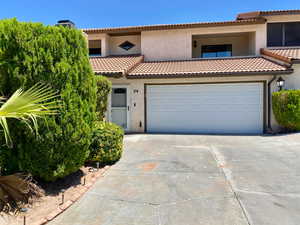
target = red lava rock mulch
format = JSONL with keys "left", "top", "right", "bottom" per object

{"left": 0, "top": 165, "right": 110, "bottom": 225}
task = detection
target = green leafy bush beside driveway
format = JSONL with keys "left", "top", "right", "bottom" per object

{"left": 272, "top": 90, "right": 300, "bottom": 131}
{"left": 88, "top": 122, "right": 124, "bottom": 165}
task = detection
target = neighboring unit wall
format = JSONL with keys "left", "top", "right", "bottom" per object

{"left": 285, "top": 64, "right": 300, "bottom": 90}
{"left": 141, "top": 24, "right": 266, "bottom": 61}
{"left": 109, "top": 35, "right": 141, "bottom": 55}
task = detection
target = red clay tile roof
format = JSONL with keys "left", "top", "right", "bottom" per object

{"left": 127, "top": 57, "right": 291, "bottom": 78}
{"left": 89, "top": 55, "right": 291, "bottom": 78}
{"left": 261, "top": 48, "right": 300, "bottom": 63}
{"left": 83, "top": 18, "right": 265, "bottom": 34}
{"left": 90, "top": 55, "right": 143, "bottom": 75}
{"left": 237, "top": 10, "right": 300, "bottom": 20}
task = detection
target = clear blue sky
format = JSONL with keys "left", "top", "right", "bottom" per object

{"left": 0, "top": 0, "right": 298, "bottom": 29}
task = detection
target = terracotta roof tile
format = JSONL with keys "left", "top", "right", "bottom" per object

{"left": 83, "top": 19, "right": 265, "bottom": 34}
{"left": 237, "top": 10, "right": 300, "bottom": 20}
{"left": 262, "top": 48, "right": 300, "bottom": 63}
{"left": 127, "top": 57, "right": 290, "bottom": 78}
{"left": 90, "top": 55, "right": 143, "bottom": 75}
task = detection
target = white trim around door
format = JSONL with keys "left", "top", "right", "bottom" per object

{"left": 108, "top": 85, "right": 130, "bottom": 131}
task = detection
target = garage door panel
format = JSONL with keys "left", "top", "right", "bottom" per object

{"left": 150, "top": 102, "right": 262, "bottom": 109}
{"left": 146, "top": 83, "right": 264, "bottom": 134}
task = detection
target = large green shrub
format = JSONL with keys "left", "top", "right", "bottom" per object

{"left": 95, "top": 76, "right": 111, "bottom": 120}
{"left": 0, "top": 19, "right": 97, "bottom": 181}
{"left": 88, "top": 122, "right": 124, "bottom": 165}
{"left": 272, "top": 90, "right": 300, "bottom": 131}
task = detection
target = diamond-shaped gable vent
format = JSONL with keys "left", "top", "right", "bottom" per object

{"left": 119, "top": 41, "right": 135, "bottom": 51}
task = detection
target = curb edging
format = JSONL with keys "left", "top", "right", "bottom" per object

{"left": 33, "top": 165, "right": 111, "bottom": 225}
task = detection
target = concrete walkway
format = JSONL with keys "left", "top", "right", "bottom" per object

{"left": 50, "top": 133, "right": 300, "bottom": 225}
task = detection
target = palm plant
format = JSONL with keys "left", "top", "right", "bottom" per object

{"left": 0, "top": 83, "right": 60, "bottom": 147}
{"left": 0, "top": 83, "right": 60, "bottom": 212}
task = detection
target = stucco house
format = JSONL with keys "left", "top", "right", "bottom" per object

{"left": 82, "top": 10, "right": 300, "bottom": 134}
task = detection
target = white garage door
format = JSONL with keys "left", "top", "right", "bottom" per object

{"left": 146, "top": 83, "right": 264, "bottom": 134}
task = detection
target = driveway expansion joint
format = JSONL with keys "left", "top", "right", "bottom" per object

{"left": 210, "top": 145, "right": 252, "bottom": 225}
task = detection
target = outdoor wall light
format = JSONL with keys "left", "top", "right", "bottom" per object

{"left": 133, "top": 89, "right": 139, "bottom": 94}
{"left": 276, "top": 77, "right": 285, "bottom": 91}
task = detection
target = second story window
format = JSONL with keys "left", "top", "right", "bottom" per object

{"left": 267, "top": 22, "right": 300, "bottom": 47}
{"left": 88, "top": 40, "right": 101, "bottom": 57}
{"left": 201, "top": 45, "right": 232, "bottom": 58}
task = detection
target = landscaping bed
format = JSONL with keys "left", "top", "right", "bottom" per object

{"left": 0, "top": 19, "right": 123, "bottom": 225}
{"left": 0, "top": 165, "right": 110, "bottom": 225}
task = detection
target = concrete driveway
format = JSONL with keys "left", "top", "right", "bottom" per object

{"left": 50, "top": 134, "right": 300, "bottom": 225}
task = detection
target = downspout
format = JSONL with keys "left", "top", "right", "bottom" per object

{"left": 267, "top": 75, "right": 277, "bottom": 131}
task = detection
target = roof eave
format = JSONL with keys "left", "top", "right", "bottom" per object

{"left": 83, "top": 19, "right": 266, "bottom": 35}
{"left": 126, "top": 70, "right": 293, "bottom": 79}
{"left": 292, "top": 59, "right": 300, "bottom": 64}
{"left": 261, "top": 48, "right": 292, "bottom": 64}
{"left": 261, "top": 48, "right": 300, "bottom": 65}
{"left": 237, "top": 10, "right": 300, "bottom": 20}
{"left": 94, "top": 71, "right": 123, "bottom": 77}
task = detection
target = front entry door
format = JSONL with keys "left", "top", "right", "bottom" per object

{"left": 111, "top": 87, "right": 129, "bottom": 131}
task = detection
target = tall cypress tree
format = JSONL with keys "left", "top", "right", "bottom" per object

{"left": 0, "top": 19, "right": 97, "bottom": 181}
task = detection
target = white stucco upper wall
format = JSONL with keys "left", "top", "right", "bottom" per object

{"left": 85, "top": 14, "right": 300, "bottom": 60}
{"left": 141, "top": 29, "right": 191, "bottom": 61}
{"left": 285, "top": 64, "right": 300, "bottom": 90}
{"left": 141, "top": 24, "right": 266, "bottom": 61}
{"left": 109, "top": 35, "right": 141, "bottom": 55}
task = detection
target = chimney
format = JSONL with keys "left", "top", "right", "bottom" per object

{"left": 56, "top": 20, "right": 75, "bottom": 28}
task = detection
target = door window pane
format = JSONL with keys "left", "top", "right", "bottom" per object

{"left": 285, "top": 22, "right": 300, "bottom": 46}
{"left": 267, "top": 23, "right": 283, "bottom": 47}
{"left": 111, "top": 108, "right": 127, "bottom": 129}
{"left": 112, "top": 88, "right": 127, "bottom": 107}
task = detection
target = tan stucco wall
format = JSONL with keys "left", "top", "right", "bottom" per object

{"left": 141, "top": 29, "right": 190, "bottom": 61}
{"left": 86, "top": 14, "right": 300, "bottom": 60}
{"left": 141, "top": 24, "right": 266, "bottom": 61}
{"left": 109, "top": 35, "right": 141, "bottom": 55}
{"left": 107, "top": 75, "right": 275, "bottom": 133}
{"left": 87, "top": 34, "right": 141, "bottom": 56}
{"left": 192, "top": 33, "right": 254, "bottom": 58}
{"left": 285, "top": 64, "right": 300, "bottom": 90}
{"left": 265, "top": 15, "right": 300, "bottom": 23}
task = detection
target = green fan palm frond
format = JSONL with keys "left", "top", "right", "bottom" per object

{"left": 0, "top": 83, "right": 60, "bottom": 147}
